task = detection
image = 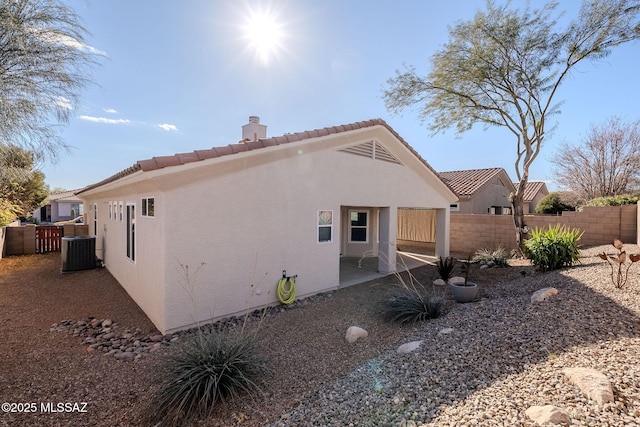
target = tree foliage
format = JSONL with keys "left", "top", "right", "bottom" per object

{"left": 552, "top": 117, "right": 640, "bottom": 200}
{"left": 0, "top": 145, "right": 48, "bottom": 222}
{"left": 535, "top": 192, "right": 575, "bottom": 214}
{"left": 383, "top": 0, "right": 640, "bottom": 249}
{"left": 0, "top": 0, "right": 100, "bottom": 161}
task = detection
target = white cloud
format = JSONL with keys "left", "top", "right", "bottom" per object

{"left": 158, "top": 123, "right": 178, "bottom": 132}
{"left": 79, "top": 115, "right": 131, "bottom": 125}
{"left": 31, "top": 26, "right": 107, "bottom": 56}
{"left": 55, "top": 96, "right": 72, "bottom": 110}
{"left": 103, "top": 108, "right": 118, "bottom": 114}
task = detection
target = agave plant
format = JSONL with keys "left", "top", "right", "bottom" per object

{"left": 598, "top": 239, "right": 640, "bottom": 289}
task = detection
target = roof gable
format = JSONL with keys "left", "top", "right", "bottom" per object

{"left": 439, "top": 168, "right": 514, "bottom": 197}
{"left": 514, "top": 181, "right": 549, "bottom": 202}
{"left": 78, "top": 118, "right": 455, "bottom": 197}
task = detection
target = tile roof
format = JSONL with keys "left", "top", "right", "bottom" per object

{"left": 438, "top": 167, "right": 511, "bottom": 197}
{"left": 78, "top": 118, "right": 453, "bottom": 195}
{"left": 514, "top": 181, "right": 548, "bottom": 202}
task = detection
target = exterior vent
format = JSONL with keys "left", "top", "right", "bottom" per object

{"left": 338, "top": 140, "right": 402, "bottom": 165}
{"left": 61, "top": 236, "right": 96, "bottom": 272}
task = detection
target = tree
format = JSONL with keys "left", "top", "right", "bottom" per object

{"left": 383, "top": 0, "right": 640, "bottom": 250}
{"left": 535, "top": 192, "right": 574, "bottom": 214}
{"left": 0, "top": 145, "right": 48, "bottom": 219}
{"left": 551, "top": 117, "right": 640, "bottom": 200}
{"left": 0, "top": 0, "right": 100, "bottom": 161}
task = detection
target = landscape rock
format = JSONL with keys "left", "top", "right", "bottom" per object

{"left": 438, "top": 327, "right": 454, "bottom": 335}
{"left": 563, "top": 367, "right": 614, "bottom": 404}
{"left": 345, "top": 326, "right": 368, "bottom": 343}
{"left": 114, "top": 351, "right": 135, "bottom": 361}
{"left": 397, "top": 340, "right": 423, "bottom": 354}
{"left": 525, "top": 405, "right": 571, "bottom": 425}
{"left": 531, "top": 287, "right": 558, "bottom": 303}
{"left": 101, "top": 319, "right": 113, "bottom": 328}
{"left": 432, "top": 279, "right": 446, "bottom": 287}
{"left": 448, "top": 276, "right": 466, "bottom": 285}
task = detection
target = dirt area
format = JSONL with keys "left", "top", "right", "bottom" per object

{"left": 0, "top": 251, "right": 532, "bottom": 427}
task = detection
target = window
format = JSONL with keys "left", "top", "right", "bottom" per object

{"left": 349, "top": 210, "right": 368, "bottom": 242}
{"left": 126, "top": 203, "right": 135, "bottom": 262}
{"left": 450, "top": 203, "right": 459, "bottom": 212}
{"left": 318, "top": 210, "right": 332, "bottom": 243}
{"left": 142, "top": 197, "right": 155, "bottom": 217}
{"left": 119, "top": 202, "right": 123, "bottom": 222}
{"left": 93, "top": 203, "right": 98, "bottom": 236}
{"left": 108, "top": 202, "right": 112, "bottom": 220}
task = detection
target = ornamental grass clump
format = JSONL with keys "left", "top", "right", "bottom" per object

{"left": 598, "top": 239, "right": 640, "bottom": 289}
{"left": 524, "top": 224, "right": 583, "bottom": 271}
{"left": 146, "top": 330, "right": 268, "bottom": 427}
{"left": 383, "top": 289, "right": 443, "bottom": 324}
{"left": 472, "top": 247, "right": 510, "bottom": 268}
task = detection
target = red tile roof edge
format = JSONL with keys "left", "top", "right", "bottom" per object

{"left": 78, "top": 118, "right": 454, "bottom": 196}
{"left": 439, "top": 167, "right": 511, "bottom": 197}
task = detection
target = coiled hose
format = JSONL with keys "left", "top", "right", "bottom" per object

{"left": 277, "top": 276, "right": 296, "bottom": 305}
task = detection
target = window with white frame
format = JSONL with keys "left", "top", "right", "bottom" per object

{"left": 108, "top": 202, "right": 112, "bottom": 220}
{"left": 318, "top": 210, "right": 332, "bottom": 243}
{"left": 126, "top": 203, "right": 135, "bottom": 262}
{"left": 450, "top": 203, "right": 459, "bottom": 212}
{"left": 141, "top": 197, "right": 155, "bottom": 217}
{"left": 119, "top": 202, "right": 124, "bottom": 222}
{"left": 349, "top": 210, "right": 368, "bottom": 243}
{"left": 93, "top": 203, "right": 98, "bottom": 236}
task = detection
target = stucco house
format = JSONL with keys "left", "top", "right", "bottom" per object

{"left": 514, "top": 181, "right": 549, "bottom": 214}
{"left": 33, "top": 190, "right": 84, "bottom": 223}
{"left": 77, "top": 117, "right": 457, "bottom": 334}
{"left": 439, "top": 168, "right": 515, "bottom": 215}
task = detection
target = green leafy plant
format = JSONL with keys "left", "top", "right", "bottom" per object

{"left": 382, "top": 289, "right": 443, "bottom": 324}
{"left": 524, "top": 224, "right": 583, "bottom": 271}
{"left": 435, "top": 256, "right": 457, "bottom": 280}
{"left": 472, "top": 247, "right": 509, "bottom": 268}
{"left": 587, "top": 194, "right": 639, "bottom": 207}
{"left": 598, "top": 239, "right": 640, "bottom": 289}
{"left": 535, "top": 192, "right": 575, "bottom": 214}
{"left": 146, "top": 330, "right": 268, "bottom": 427}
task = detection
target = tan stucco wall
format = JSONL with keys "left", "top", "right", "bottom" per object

{"left": 81, "top": 125, "right": 456, "bottom": 333}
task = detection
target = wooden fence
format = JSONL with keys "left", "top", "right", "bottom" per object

{"left": 1, "top": 224, "right": 90, "bottom": 257}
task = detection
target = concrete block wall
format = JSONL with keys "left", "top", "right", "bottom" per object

{"left": 4, "top": 225, "right": 36, "bottom": 256}
{"left": 449, "top": 205, "right": 637, "bottom": 255}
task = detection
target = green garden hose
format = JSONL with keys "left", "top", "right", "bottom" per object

{"left": 277, "top": 275, "right": 296, "bottom": 305}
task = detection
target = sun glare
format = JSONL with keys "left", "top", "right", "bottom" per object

{"left": 242, "top": 7, "right": 285, "bottom": 65}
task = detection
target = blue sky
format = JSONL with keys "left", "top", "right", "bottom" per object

{"left": 42, "top": 0, "right": 640, "bottom": 191}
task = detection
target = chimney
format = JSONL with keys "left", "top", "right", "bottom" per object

{"left": 241, "top": 115, "right": 267, "bottom": 142}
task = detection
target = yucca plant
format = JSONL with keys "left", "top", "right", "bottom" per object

{"left": 146, "top": 330, "right": 268, "bottom": 426}
{"left": 598, "top": 239, "right": 640, "bottom": 289}
{"left": 382, "top": 289, "right": 443, "bottom": 324}
{"left": 524, "top": 224, "right": 583, "bottom": 271}
{"left": 435, "top": 256, "right": 457, "bottom": 280}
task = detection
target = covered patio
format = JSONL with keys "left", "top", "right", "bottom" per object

{"left": 339, "top": 250, "right": 437, "bottom": 288}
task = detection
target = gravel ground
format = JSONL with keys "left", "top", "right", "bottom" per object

{"left": 1, "top": 245, "right": 640, "bottom": 426}
{"left": 268, "top": 245, "right": 640, "bottom": 427}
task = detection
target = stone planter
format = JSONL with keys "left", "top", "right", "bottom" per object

{"left": 449, "top": 278, "right": 478, "bottom": 303}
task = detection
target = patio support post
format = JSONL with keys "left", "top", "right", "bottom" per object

{"left": 435, "top": 207, "right": 450, "bottom": 258}
{"left": 378, "top": 207, "right": 397, "bottom": 274}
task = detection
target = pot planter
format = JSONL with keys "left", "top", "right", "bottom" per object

{"left": 449, "top": 277, "right": 478, "bottom": 303}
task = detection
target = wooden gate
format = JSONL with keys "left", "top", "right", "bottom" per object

{"left": 36, "top": 225, "right": 62, "bottom": 253}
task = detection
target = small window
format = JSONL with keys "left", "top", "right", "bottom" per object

{"left": 450, "top": 203, "right": 459, "bottom": 212}
{"left": 108, "top": 202, "right": 113, "bottom": 220}
{"left": 318, "top": 210, "right": 332, "bottom": 243}
{"left": 119, "top": 202, "right": 124, "bottom": 222}
{"left": 349, "top": 210, "right": 368, "bottom": 243}
{"left": 142, "top": 197, "right": 155, "bottom": 217}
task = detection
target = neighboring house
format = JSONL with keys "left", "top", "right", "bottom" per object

{"left": 514, "top": 181, "right": 549, "bottom": 214}
{"left": 439, "top": 168, "right": 516, "bottom": 215}
{"left": 33, "top": 190, "right": 84, "bottom": 223}
{"left": 77, "top": 117, "right": 458, "bottom": 334}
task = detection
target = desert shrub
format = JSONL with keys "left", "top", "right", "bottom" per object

{"left": 536, "top": 192, "right": 574, "bottom": 214}
{"left": 587, "top": 194, "right": 640, "bottom": 207}
{"left": 435, "top": 256, "right": 457, "bottom": 280}
{"left": 524, "top": 224, "right": 583, "bottom": 271}
{"left": 472, "top": 247, "right": 509, "bottom": 267}
{"left": 146, "top": 330, "right": 268, "bottom": 426}
{"left": 382, "top": 290, "right": 443, "bottom": 324}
